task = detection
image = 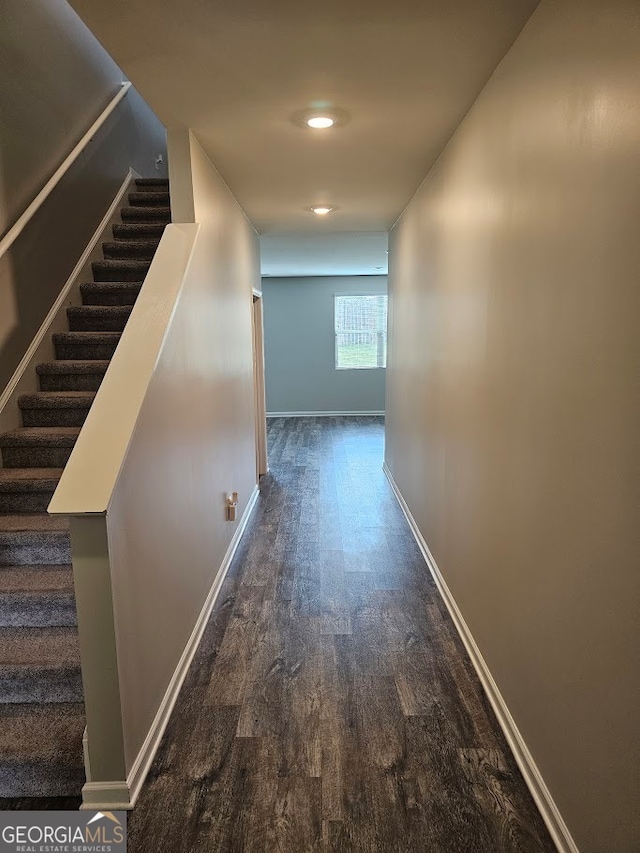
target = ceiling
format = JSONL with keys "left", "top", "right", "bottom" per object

{"left": 69, "top": 0, "right": 538, "bottom": 273}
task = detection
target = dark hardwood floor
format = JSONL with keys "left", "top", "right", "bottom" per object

{"left": 0, "top": 417, "right": 556, "bottom": 849}
{"left": 127, "top": 416, "right": 556, "bottom": 853}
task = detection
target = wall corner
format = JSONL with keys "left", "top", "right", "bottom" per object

{"left": 167, "top": 127, "right": 196, "bottom": 223}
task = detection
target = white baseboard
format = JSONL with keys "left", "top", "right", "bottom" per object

{"left": 80, "top": 781, "right": 131, "bottom": 811}
{"left": 80, "top": 485, "right": 260, "bottom": 811}
{"left": 0, "top": 169, "right": 136, "bottom": 435}
{"left": 382, "top": 462, "right": 579, "bottom": 853}
{"left": 82, "top": 727, "right": 91, "bottom": 784}
{"left": 267, "top": 410, "right": 385, "bottom": 418}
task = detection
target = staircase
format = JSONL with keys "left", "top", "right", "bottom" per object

{"left": 0, "top": 178, "right": 170, "bottom": 798}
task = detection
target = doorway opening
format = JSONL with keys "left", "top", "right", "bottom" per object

{"left": 252, "top": 288, "right": 268, "bottom": 479}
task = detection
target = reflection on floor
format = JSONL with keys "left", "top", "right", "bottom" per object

{"left": 128, "top": 416, "right": 555, "bottom": 852}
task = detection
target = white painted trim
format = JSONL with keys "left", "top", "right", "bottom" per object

{"left": 0, "top": 82, "right": 132, "bottom": 260}
{"left": 252, "top": 295, "right": 268, "bottom": 478}
{"left": 82, "top": 728, "right": 91, "bottom": 784}
{"left": 382, "top": 462, "right": 579, "bottom": 853}
{"left": 267, "top": 410, "right": 385, "bottom": 418}
{"left": 80, "top": 486, "right": 260, "bottom": 811}
{"left": 80, "top": 781, "right": 131, "bottom": 811}
{"left": 0, "top": 169, "right": 135, "bottom": 426}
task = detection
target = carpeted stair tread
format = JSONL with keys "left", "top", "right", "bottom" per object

{"left": 0, "top": 427, "right": 80, "bottom": 449}
{"left": 0, "top": 627, "right": 81, "bottom": 703}
{"left": 121, "top": 205, "right": 171, "bottom": 222}
{"left": 0, "top": 468, "right": 63, "bottom": 488}
{"left": 92, "top": 259, "right": 150, "bottom": 282}
{"left": 0, "top": 428, "right": 80, "bottom": 470}
{"left": 67, "top": 305, "right": 132, "bottom": 332}
{"left": 113, "top": 222, "right": 166, "bottom": 240}
{"left": 0, "top": 703, "right": 84, "bottom": 761}
{"left": 128, "top": 191, "right": 170, "bottom": 207}
{"left": 0, "top": 568, "right": 75, "bottom": 628}
{"left": 0, "top": 703, "right": 85, "bottom": 797}
{"left": 0, "top": 515, "right": 69, "bottom": 534}
{"left": 53, "top": 331, "right": 121, "bottom": 360}
{"left": 80, "top": 281, "right": 142, "bottom": 306}
{"left": 0, "top": 566, "right": 73, "bottom": 593}
{"left": 0, "top": 569, "right": 73, "bottom": 603}
{"left": 0, "top": 514, "right": 69, "bottom": 565}
{"left": 18, "top": 392, "right": 96, "bottom": 409}
{"left": 0, "top": 469, "right": 63, "bottom": 513}
{"left": 134, "top": 178, "right": 169, "bottom": 189}
{"left": 18, "top": 391, "right": 96, "bottom": 426}
{"left": 18, "top": 393, "right": 95, "bottom": 429}
{"left": 18, "top": 391, "right": 96, "bottom": 407}
{"left": 0, "top": 597, "right": 76, "bottom": 629}
{"left": 36, "top": 361, "right": 109, "bottom": 393}
{"left": 0, "top": 626, "right": 79, "bottom": 668}
{"left": 102, "top": 239, "right": 160, "bottom": 260}
{"left": 0, "top": 514, "right": 70, "bottom": 565}
{"left": 37, "top": 361, "right": 110, "bottom": 376}
{"left": 54, "top": 331, "right": 121, "bottom": 342}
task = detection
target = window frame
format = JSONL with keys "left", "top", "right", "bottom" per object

{"left": 333, "top": 292, "right": 388, "bottom": 371}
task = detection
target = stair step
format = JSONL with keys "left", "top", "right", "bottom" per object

{"left": 113, "top": 223, "right": 166, "bottom": 242}
{"left": 0, "top": 566, "right": 75, "bottom": 628}
{"left": 121, "top": 206, "right": 171, "bottom": 223}
{"left": 128, "top": 191, "right": 170, "bottom": 207}
{"left": 92, "top": 259, "right": 150, "bottom": 282}
{"left": 80, "top": 281, "right": 142, "bottom": 306}
{"left": 134, "top": 178, "right": 169, "bottom": 190}
{"left": 102, "top": 239, "right": 160, "bottom": 260}
{"left": 0, "top": 515, "right": 70, "bottom": 567}
{"left": 18, "top": 392, "right": 95, "bottom": 429}
{"left": 36, "top": 360, "right": 109, "bottom": 392}
{"left": 0, "top": 428, "right": 80, "bottom": 469}
{"left": 0, "top": 702, "right": 85, "bottom": 797}
{"left": 67, "top": 305, "right": 132, "bottom": 332}
{"left": 53, "top": 331, "right": 121, "bottom": 360}
{"left": 0, "top": 627, "right": 81, "bottom": 703}
{"left": 0, "top": 469, "right": 63, "bottom": 514}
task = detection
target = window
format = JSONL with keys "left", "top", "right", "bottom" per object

{"left": 334, "top": 293, "right": 388, "bottom": 370}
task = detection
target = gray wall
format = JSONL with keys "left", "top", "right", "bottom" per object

{"left": 107, "top": 130, "right": 260, "bottom": 779}
{"left": 385, "top": 1, "right": 639, "bottom": 850}
{"left": 262, "top": 275, "right": 387, "bottom": 414}
{"left": 0, "top": 0, "right": 167, "bottom": 391}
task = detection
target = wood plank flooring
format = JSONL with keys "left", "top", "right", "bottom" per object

{"left": 127, "top": 416, "right": 556, "bottom": 853}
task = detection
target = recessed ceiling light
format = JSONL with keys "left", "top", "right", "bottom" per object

{"left": 291, "top": 108, "right": 350, "bottom": 129}
{"left": 311, "top": 205, "right": 333, "bottom": 215}
{"left": 306, "top": 116, "right": 334, "bottom": 129}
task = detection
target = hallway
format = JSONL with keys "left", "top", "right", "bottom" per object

{"left": 128, "top": 417, "right": 554, "bottom": 853}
